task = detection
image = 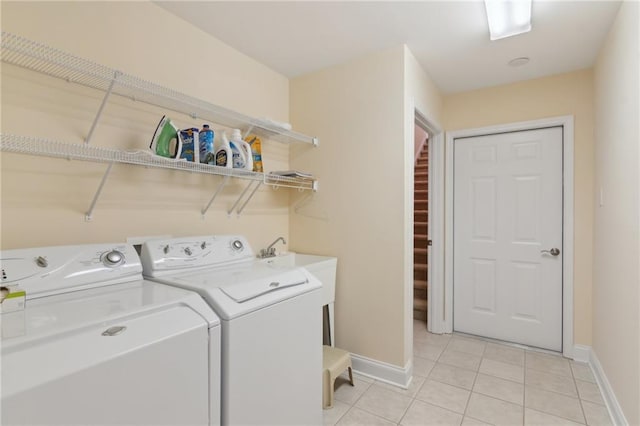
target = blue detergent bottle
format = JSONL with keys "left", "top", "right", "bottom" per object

{"left": 200, "top": 124, "right": 215, "bottom": 164}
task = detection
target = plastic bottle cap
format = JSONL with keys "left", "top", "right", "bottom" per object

{"left": 231, "top": 129, "right": 242, "bottom": 140}
{"left": 202, "top": 124, "right": 210, "bottom": 129}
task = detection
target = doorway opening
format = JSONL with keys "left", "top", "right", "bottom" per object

{"left": 410, "top": 109, "right": 444, "bottom": 338}
{"left": 413, "top": 123, "right": 429, "bottom": 323}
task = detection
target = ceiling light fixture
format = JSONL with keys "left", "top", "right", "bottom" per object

{"left": 484, "top": 0, "right": 532, "bottom": 41}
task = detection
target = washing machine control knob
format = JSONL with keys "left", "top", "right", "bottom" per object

{"left": 102, "top": 250, "right": 124, "bottom": 267}
{"left": 231, "top": 240, "right": 243, "bottom": 251}
{"left": 184, "top": 247, "right": 192, "bottom": 256}
{"left": 35, "top": 256, "right": 48, "bottom": 268}
{"left": 163, "top": 245, "right": 170, "bottom": 254}
{"left": 201, "top": 242, "right": 207, "bottom": 250}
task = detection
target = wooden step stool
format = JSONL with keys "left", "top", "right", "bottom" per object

{"left": 322, "top": 345, "right": 354, "bottom": 409}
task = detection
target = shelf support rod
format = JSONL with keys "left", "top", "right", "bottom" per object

{"left": 85, "top": 71, "right": 120, "bottom": 145}
{"left": 85, "top": 162, "right": 114, "bottom": 221}
{"left": 201, "top": 175, "right": 230, "bottom": 217}
{"left": 236, "top": 181, "right": 262, "bottom": 216}
{"left": 242, "top": 125, "right": 255, "bottom": 139}
{"left": 227, "top": 180, "right": 255, "bottom": 217}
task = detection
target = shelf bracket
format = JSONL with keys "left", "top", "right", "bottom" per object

{"left": 227, "top": 180, "right": 257, "bottom": 217}
{"left": 236, "top": 181, "right": 262, "bottom": 216}
{"left": 201, "top": 175, "right": 230, "bottom": 217}
{"left": 85, "top": 71, "right": 121, "bottom": 145}
{"left": 242, "top": 126, "right": 255, "bottom": 139}
{"left": 85, "top": 162, "right": 114, "bottom": 221}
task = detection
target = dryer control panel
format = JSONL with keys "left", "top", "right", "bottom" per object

{"left": 0, "top": 244, "right": 142, "bottom": 300}
{"left": 140, "top": 235, "right": 255, "bottom": 277}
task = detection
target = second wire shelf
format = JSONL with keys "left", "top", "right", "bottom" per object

{"left": 0, "top": 134, "right": 317, "bottom": 218}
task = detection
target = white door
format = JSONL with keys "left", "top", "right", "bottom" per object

{"left": 453, "top": 127, "right": 563, "bottom": 351}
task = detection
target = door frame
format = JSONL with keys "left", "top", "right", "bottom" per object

{"left": 439, "top": 115, "right": 575, "bottom": 358}
{"left": 414, "top": 110, "right": 445, "bottom": 335}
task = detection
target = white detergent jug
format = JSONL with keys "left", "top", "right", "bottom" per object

{"left": 230, "top": 129, "right": 253, "bottom": 171}
{"left": 214, "top": 130, "right": 233, "bottom": 168}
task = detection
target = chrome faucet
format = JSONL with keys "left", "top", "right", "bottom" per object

{"left": 259, "top": 237, "right": 286, "bottom": 258}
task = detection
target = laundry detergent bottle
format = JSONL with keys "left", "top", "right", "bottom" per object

{"left": 230, "top": 129, "right": 253, "bottom": 171}
{"left": 227, "top": 129, "right": 247, "bottom": 169}
{"left": 214, "top": 130, "right": 232, "bottom": 168}
{"left": 200, "top": 124, "right": 215, "bottom": 164}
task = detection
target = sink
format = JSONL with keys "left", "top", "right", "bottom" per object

{"left": 263, "top": 253, "right": 337, "bottom": 306}
{"left": 263, "top": 253, "right": 337, "bottom": 345}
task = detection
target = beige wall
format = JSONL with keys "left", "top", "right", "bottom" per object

{"left": 593, "top": 2, "right": 640, "bottom": 424}
{"left": 290, "top": 46, "right": 404, "bottom": 366}
{"left": 289, "top": 45, "right": 442, "bottom": 368}
{"left": 403, "top": 48, "right": 444, "bottom": 365}
{"left": 443, "top": 69, "right": 595, "bottom": 346}
{"left": 1, "top": 1, "right": 292, "bottom": 251}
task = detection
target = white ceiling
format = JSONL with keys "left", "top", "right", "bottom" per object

{"left": 157, "top": 1, "right": 621, "bottom": 94}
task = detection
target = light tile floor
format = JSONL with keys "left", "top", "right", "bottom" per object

{"left": 323, "top": 320, "right": 613, "bottom": 426}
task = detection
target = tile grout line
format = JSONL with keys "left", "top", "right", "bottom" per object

{"left": 395, "top": 387, "right": 414, "bottom": 426}
{"left": 570, "top": 359, "right": 589, "bottom": 425}
{"left": 523, "top": 373, "right": 527, "bottom": 426}
{"left": 462, "top": 357, "right": 481, "bottom": 421}
{"left": 522, "top": 368, "right": 588, "bottom": 425}
{"left": 339, "top": 330, "right": 603, "bottom": 426}
{"left": 333, "top": 376, "right": 373, "bottom": 422}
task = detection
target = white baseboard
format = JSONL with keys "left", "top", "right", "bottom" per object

{"left": 573, "top": 345, "right": 628, "bottom": 425}
{"left": 572, "top": 344, "right": 591, "bottom": 363}
{"left": 350, "top": 353, "right": 412, "bottom": 389}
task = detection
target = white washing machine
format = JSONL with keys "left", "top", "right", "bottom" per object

{"left": 140, "top": 235, "right": 322, "bottom": 426}
{"left": 1, "top": 243, "right": 221, "bottom": 425}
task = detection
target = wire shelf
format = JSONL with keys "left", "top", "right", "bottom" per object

{"left": 1, "top": 32, "right": 318, "bottom": 146}
{"left": 0, "top": 134, "right": 316, "bottom": 191}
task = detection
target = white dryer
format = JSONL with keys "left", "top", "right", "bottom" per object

{"left": 0, "top": 243, "right": 221, "bottom": 425}
{"left": 140, "top": 235, "right": 322, "bottom": 426}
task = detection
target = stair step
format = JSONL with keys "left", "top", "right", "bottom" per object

{"left": 414, "top": 297, "right": 428, "bottom": 311}
{"left": 414, "top": 279, "right": 428, "bottom": 290}
{"left": 415, "top": 164, "right": 428, "bottom": 169}
{"left": 413, "top": 312, "right": 427, "bottom": 321}
{"left": 414, "top": 263, "right": 428, "bottom": 271}
{"left": 414, "top": 248, "right": 427, "bottom": 254}
{"left": 415, "top": 190, "right": 428, "bottom": 196}
{"left": 414, "top": 234, "right": 428, "bottom": 240}
{"left": 413, "top": 308, "right": 427, "bottom": 321}
{"left": 415, "top": 171, "right": 428, "bottom": 177}
{"left": 414, "top": 221, "right": 428, "bottom": 226}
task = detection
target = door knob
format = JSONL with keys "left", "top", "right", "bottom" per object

{"left": 541, "top": 248, "right": 560, "bottom": 256}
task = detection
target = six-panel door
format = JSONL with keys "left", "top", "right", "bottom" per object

{"left": 453, "top": 127, "right": 563, "bottom": 351}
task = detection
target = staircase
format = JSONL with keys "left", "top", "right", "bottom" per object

{"left": 414, "top": 142, "right": 429, "bottom": 322}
